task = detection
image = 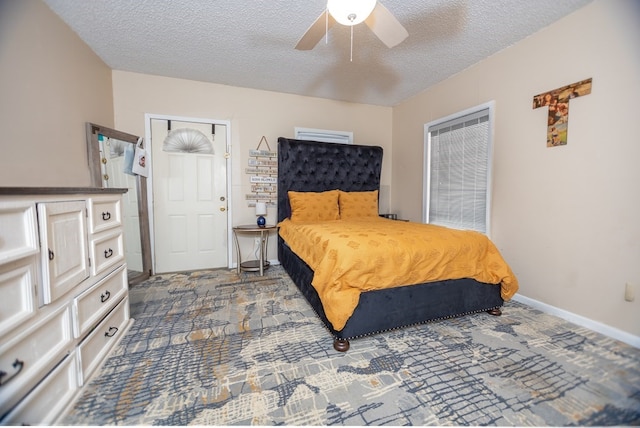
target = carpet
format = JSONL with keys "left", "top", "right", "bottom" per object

{"left": 61, "top": 266, "right": 640, "bottom": 426}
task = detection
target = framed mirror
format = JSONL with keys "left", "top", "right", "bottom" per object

{"left": 86, "top": 122, "right": 152, "bottom": 285}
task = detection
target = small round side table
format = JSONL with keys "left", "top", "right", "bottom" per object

{"left": 232, "top": 224, "right": 276, "bottom": 276}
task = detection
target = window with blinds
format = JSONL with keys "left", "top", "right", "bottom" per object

{"left": 424, "top": 105, "right": 493, "bottom": 234}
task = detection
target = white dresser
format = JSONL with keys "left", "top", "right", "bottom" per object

{"left": 0, "top": 187, "right": 132, "bottom": 425}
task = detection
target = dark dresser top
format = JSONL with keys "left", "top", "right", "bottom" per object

{"left": 0, "top": 187, "right": 127, "bottom": 195}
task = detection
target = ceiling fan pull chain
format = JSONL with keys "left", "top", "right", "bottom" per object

{"left": 350, "top": 25, "right": 353, "bottom": 62}
{"left": 325, "top": 9, "right": 329, "bottom": 45}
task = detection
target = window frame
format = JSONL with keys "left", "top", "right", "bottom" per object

{"left": 422, "top": 101, "right": 495, "bottom": 236}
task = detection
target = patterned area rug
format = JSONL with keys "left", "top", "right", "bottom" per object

{"left": 61, "top": 266, "right": 640, "bottom": 426}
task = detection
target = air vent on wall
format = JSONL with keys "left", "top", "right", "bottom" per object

{"left": 294, "top": 127, "right": 353, "bottom": 144}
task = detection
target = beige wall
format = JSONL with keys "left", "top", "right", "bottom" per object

{"left": 0, "top": 0, "right": 114, "bottom": 187}
{"left": 392, "top": 0, "right": 640, "bottom": 337}
{"left": 111, "top": 71, "right": 392, "bottom": 266}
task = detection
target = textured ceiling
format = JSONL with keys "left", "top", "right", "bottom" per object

{"left": 42, "top": 0, "right": 593, "bottom": 107}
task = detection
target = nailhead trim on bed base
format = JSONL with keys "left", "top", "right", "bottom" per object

{"left": 334, "top": 305, "right": 503, "bottom": 342}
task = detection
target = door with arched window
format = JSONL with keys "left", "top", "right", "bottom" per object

{"left": 150, "top": 117, "right": 229, "bottom": 273}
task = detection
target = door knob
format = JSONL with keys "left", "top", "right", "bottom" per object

{"left": 220, "top": 207, "right": 226, "bottom": 212}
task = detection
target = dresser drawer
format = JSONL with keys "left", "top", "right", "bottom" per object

{"left": 73, "top": 264, "right": 127, "bottom": 338}
{"left": 0, "top": 257, "right": 38, "bottom": 340}
{"left": 2, "top": 351, "right": 78, "bottom": 426}
{"left": 0, "top": 202, "right": 38, "bottom": 264}
{"left": 78, "top": 296, "right": 129, "bottom": 385}
{"left": 89, "top": 229, "right": 124, "bottom": 277}
{"left": 87, "top": 196, "right": 122, "bottom": 234}
{"left": 0, "top": 304, "right": 72, "bottom": 417}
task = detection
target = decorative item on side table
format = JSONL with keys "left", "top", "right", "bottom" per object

{"left": 256, "top": 201, "right": 267, "bottom": 227}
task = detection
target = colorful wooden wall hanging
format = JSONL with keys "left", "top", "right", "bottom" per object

{"left": 533, "top": 78, "right": 592, "bottom": 147}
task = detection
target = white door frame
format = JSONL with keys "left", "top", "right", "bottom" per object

{"left": 144, "top": 113, "right": 233, "bottom": 274}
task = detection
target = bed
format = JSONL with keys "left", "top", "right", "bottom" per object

{"left": 277, "top": 137, "right": 518, "bottom": 351}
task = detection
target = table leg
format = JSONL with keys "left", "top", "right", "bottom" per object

{"left": 233, "top": 229, "right": 241, "bottom": 274}
{"left": 259, "top": 230, "right": 264, "bottom": 276}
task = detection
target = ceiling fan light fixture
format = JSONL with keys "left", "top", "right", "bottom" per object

{"left": 327, "top": 0, "right": 377, "bottom": 26}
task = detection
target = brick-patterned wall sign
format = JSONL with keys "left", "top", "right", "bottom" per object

{"left": 533, "top": 78, "right": 592, "bottom": 148}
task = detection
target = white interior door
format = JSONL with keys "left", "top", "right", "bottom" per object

{"left": 151, "top": 119, "right": 228, "bottom": 273}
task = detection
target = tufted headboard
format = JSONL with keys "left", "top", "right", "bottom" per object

{"left": 277, "top": 137, "right": 383, "bottom": 223}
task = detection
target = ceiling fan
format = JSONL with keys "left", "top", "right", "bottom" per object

{"left": 295, "top": 0, "right": 408, "bottom": 53}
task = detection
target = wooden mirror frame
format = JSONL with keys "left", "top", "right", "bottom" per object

{"left": 86, "top": 122, "right": 152, "bottom": 285}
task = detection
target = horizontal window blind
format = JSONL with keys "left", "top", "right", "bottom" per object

{"left": 428, "top": 108, "right": 490, "bottom": 233}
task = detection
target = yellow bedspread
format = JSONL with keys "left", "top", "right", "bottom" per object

{"left": 278, "top": 217, "right": 519, "bottom": 331}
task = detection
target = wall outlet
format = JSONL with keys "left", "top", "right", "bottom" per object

{"left": 624, "top": 283, "right": 635, "bottom": 302}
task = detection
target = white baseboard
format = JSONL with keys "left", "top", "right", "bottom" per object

{"left": 512, "top": 294, "right": 640, "bottom": 349}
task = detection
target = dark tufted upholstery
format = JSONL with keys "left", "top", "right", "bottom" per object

{"left": 277, "top": 137, "right": 382, "bottom": 223}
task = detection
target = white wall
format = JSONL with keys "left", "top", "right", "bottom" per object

{"left": 392, "top": 0, "right": 640, "bottom": 338}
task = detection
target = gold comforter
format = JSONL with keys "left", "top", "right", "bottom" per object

{"left": 278, "top": 217, "right": 519, "bottom": 331}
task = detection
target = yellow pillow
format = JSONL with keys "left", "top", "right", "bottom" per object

{"left": 339, "top": 190, "right": 379, "bottom": 219}
{"left": 288, "top": 190, "right": 340, "bottom": 223}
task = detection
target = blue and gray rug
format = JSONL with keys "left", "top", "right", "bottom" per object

{"left": 61, "top": 266, "right": 640, "bottom": 425}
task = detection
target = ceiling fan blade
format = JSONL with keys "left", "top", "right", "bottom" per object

{"left": 365, "top": 2, "right": 409, "bottom": 48}
{"left": 295, "top": 10, "right": 337, "bottom": 50}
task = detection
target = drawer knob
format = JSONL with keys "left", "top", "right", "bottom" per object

{"left": 100, "top": 290, "right": 111, "bottom": 303}
{"left": 104, "top": 248, "right": 113, "bottom": 259}
{"left": 0, "top": 359, "right": 25, "bottom": 386}
{"left": 102, "top": 211, "right": 111, "bottom": 221}
{"left": 105, "top": 326, "right": 119, "bottom": 338}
